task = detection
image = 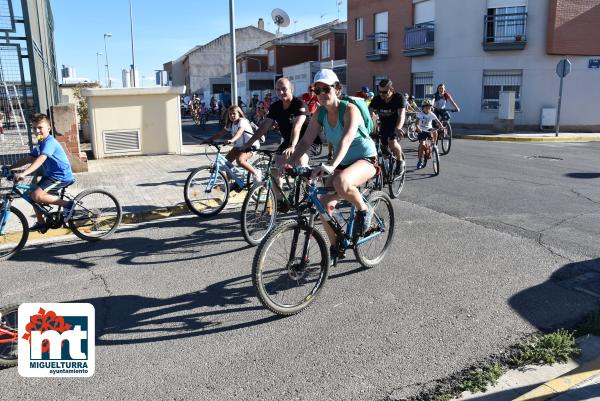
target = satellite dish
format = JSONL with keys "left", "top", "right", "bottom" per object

{"left": 271, "top": 8, "right": 290, "bottom": 35}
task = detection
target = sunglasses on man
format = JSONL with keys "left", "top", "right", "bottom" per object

{"left": 313, "top": 85, "right": 335, "bottom": 95}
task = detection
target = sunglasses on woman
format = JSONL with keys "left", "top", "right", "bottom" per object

{"left": 313, "top": 85, "right": 335, "bottom": 95}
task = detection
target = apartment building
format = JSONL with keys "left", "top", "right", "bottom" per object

{"left": 349, "top": 0, "right": 600, "bottom": 131}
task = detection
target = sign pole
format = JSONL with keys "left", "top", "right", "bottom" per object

{"left": 554, "top": 57, "right": 571, "bottom": 137}
{"left": 555, "top": 73, "right": 564, "bottom": 137}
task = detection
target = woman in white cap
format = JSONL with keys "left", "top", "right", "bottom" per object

{"left": 289, "top": 69, "right": 378, "bottom": 258}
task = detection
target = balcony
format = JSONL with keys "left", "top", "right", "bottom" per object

{"left": 403, "top": 23, "right": 435, "bottom": 57}
{"left": 483, "top": 12, "right": 527, "bottom": 51}
{"left": 366, "top": 32, "right": 388, "bottom": 61}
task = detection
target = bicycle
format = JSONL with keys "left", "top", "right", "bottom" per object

{"left": 191, "top": 108, "right": 201, "bottom": 126}
{"left": 405, "top": 112, "right": 419, "bottom": 142}
{"left": 184, "top": 141, "right": 267, "bottom": 217}
{"left": 240, "top": 148, "right": 306, "bottom": 246}
{"left": 435, "top": 109, "right": 456, "bottom": 155}
{"left": 0, "top": 304, "right": 17, "bottom": 367}
{"left": 199, "top": 111, "right": 207, "bottom": 131}
{"left": 365, "top": 132, "right": 406, "bottom": 199}
{"left": 418, "top": 130, "right": 440, "bottom": 176}
{"left": 252, "top": 166, "right": 395, "bottom": 316}
{"left": 0, "top": 166, "right": 122, "bottom": 260}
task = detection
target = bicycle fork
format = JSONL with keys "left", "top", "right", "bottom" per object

{"left": 0, "top": 200, "right": 12, "bottom": 235}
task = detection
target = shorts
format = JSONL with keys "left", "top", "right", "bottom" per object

{"left": 37, "top": 177, "right": 74, "bottom": 194}
{"left": 434, "top": 109, "right": 450, "bottom": 122}
{"left": 417, "top": 130, "right": 434, "bottom": 141}
{"left": 379, "top": 126, "right": 400, "bottom": 141}
{"left": 277, "top": 142, "right": 321, "bottom": 157}
{"left": 336, "top": 156, "right": 378, "bottom": 171}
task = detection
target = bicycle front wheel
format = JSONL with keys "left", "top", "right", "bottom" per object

{"left": 388, "top": 154, "right": 406, "bottom": 199}
{"left": 241, "top": 182, "right": 277, "bottom": 246}
{"left": 0, "top": 206, "right": 29, "bottom": 261}
{"left": 407, "top": 122, "right": 418, "bottom": 142}
{"left": 68, "top": 189, "right": 122, "bottom": 241}
{"left": 354, "top": 191, "right": 395, "bottom": 268}
{"left": 440, "top": 122, "right": 452, "bottom": 155}
{"left": 0, "top": 304, "right": 18, "bottom": 367}
{"left": 253, "top": 220, "right": 329, "bottom": 316}
{"left": 184, "top": 166, "right": 229, "bottom": 217}
{"left": 432, "top": 146, "right": 440, "bottom": 176}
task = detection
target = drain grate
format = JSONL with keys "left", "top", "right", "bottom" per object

{"left": 526, "top": 155, "right": 563, "bottom": 161}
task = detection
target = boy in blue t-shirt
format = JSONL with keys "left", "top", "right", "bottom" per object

{"left": 10, "top": 113, "right": 75, "bottom": 232}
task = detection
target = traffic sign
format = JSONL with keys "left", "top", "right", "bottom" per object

{"left": 556, "top": 59, "right": 571, "bottom": 78}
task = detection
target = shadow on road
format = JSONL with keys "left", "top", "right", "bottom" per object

{"left": 565, "top": 172, "right": 600, "bottom": 179}
{"left": 508, "top": 257, "right": 600, "bottom": 332}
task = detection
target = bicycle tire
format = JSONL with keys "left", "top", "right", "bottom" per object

{"left": 354, "top": 191, "right": 395, "bottom": 268}
{"left": 440, "top": 122, "right": 452, "bottom": 155}
{"left": 407, "top": 122, "right": 418, "bottom": 142}
{"left": 0, "top": 304, "right": 18, "bottom": 367}
{"left": 253, "top": 220, "right": 329, "bottom": 316}
{"left": 184, "top": 166, "right": 229, "bottom": 217}
{"left": 0, "top": 206, "right": 29, "bottom": 261}
{"left": 432, "top": 146, "right": 440, "bottom": 176}
{"left": 388, "top": 155, "right": 406, "bottom": 199}
{"left": 241, "top": 182, "right": 277, "bottom": 246}
{"left": 68, "top": 189, "right": 122, "bottom": 242}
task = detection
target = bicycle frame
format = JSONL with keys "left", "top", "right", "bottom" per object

{"left": 0, "top": 326, "right": 17, "bottom": 343}
{"left": 207, "top": 149, "right": 247, "bottom": 191}
{"left": 0, "top": 183, "right": 52, "bottom": 235}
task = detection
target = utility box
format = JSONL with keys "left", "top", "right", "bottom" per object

{"left": 498, "top": 91, "right": 515, "bottom": 120}
{"left": 541, "top": 108, "right": 557, "bottom": 129}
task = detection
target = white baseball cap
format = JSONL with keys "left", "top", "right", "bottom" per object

{"left": 313, "top": 69, "right": 339, "bottom": 86}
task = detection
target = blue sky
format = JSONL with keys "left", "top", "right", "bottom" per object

{"left": 52, "top": 0, "right": 347, "bottom": 87}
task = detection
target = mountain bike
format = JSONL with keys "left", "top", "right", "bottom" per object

{"left": 0, "top": 166, "right": 122, "bottom": 260}
{"left": 252, "top": 166, "right": 395, "bottom": 316}
{"left": 240, "top": 148, "right": 306, "bottom": 246}
{"left": 0, "top": 304, "right": 18, "bottom": 367}
{"left": 405, "top": 112, "right": 419, "bottom": 142}
{"left": 365, "top": 133, "right": 405, "bottom": 199}
{"left": 184, "top": 141, "right": 267, "bottom": 217}
{"left": 435, "top": 109, "right": 456, "bottom": 155}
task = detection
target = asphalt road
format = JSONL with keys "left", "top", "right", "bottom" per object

{"left": 0, "top": 138, "right": 598, "bottom": 401}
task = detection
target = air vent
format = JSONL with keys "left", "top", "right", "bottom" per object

{"left": 103, "top": 130, "right": 141, "bottom": 154}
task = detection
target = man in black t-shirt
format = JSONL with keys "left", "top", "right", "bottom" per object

{"left": 369, "top": 79, "right": 406, "bottom": 174}
{"left": 245, "top": 77, "right": 320, "bottom": 165}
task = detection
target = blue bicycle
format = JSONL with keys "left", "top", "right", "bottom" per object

{"left": 252, "top": 166, "right": 395, "bottom": 316}
{"left": 0, "top": 166, "right": 122, "bottom": 260}
{"left": 184, "top": 141, "right": 268, "bottom": 217}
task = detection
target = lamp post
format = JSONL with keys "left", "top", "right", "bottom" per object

{"left": 103, "top": 33, "right": 112, "bottom": 88}
{"left": 129, "top": 0, "right": 136, "bottom": 87}
{"left": 229, "top": 0, "right": 237, "bottom": 105}
{"left": 96, "top": 52, "right": 103, "bottom": 85}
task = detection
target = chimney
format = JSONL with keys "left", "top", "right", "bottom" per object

{"left": 258, "top": 18, "right": 265, "bottom": 30}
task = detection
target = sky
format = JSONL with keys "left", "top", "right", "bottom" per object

{"left": 52, "top": 0, "right": 348, "bottom": 87}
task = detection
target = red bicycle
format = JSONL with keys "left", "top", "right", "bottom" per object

{"left": 0, "top": 304, "right": 18, "bottom": 367}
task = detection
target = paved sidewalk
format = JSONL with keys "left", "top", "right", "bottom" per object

{"left": 454, "top": 128, "right": 600, "bottom": 142}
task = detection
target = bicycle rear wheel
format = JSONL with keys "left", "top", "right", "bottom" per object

{"left": 440, "top": 122, "right": 452, "bottom": 155}
{"left": 68, "top": 189, "right": 122, "bottom": 241}
{"left": 241, "top": 182, "right": 277, "bottom": 246}
{"left": 388, "top": 154, "right": 406, "bottom": 199}
{"left": 253, "top": 220, "right": 328, "bottom": 316}
{"left": 407, "top": 122, "right": 418, "bottom": 142}
{"left": 184, "top": 166, "right": 229, "bottom": 217}
{"left": 354, "top": 191, "right": 395, "bottom": 268}
{"left": 432, "top": 146, "right": 440, "bottom": 176}
{"left": 0, "top": 304, "right": 18, "bottom": 367}
{"left": 0, "top": 206, "right": 28, "bottom": 261}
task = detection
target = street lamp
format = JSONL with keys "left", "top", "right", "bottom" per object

{"left": 103, "top": 33, "right": 112, "bottom": 88}
{"left": 96, "top": 52, "right": 103, "bottom": 85}
{"left": 129, "top": 0, "right": 136, "bottom": 87}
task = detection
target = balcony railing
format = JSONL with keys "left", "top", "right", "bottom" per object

{"left": 403, "top": 23, "right": 435, "bottom": 56}
{"left": 483, "top": 12, "right": 527, "bottom": 51}
{"left": 367, "top": 32, "right": 388, "bottom": 61}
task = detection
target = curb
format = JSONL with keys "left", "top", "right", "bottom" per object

{"left": 461, "top": 135, "right": 600, "bottom": 142}
{"left": 514, "top": 355, "right": 600, "bottom": 401}
{"left": 25, "top": 189, "right": 250, "bottom": 242}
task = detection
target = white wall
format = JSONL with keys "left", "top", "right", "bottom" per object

{"left": 411, "top": 0, "right": 600, "bottom": 128}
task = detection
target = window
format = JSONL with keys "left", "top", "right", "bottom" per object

{"left": 482, "top": 70, "right": 522, "bottom": 111}
{"left": 374, "top": 11, "right": 389, "bottom": 51}
{"left": 412, "top": 72, "right": 433, "bottom": 103}
{"left": 268, "top": 50, "right": 275, "bottom": 67}
{"left": 321, "top": 39, "right": 331, "bottom": 59}
{"left": 355, "top": 17, "right": 364, "bottom": 41}
{"left": 486, "top": 6, "right": 526, "bottom": 43}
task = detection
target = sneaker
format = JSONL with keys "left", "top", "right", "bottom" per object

{"left": 63, "top": 201, "right": 76, "bottom": 221}
{"left": 30, "top": 222, "right": 48, "bottom": 234}
{"left": 354, "top": 205, "right": 374, "bottom": 238}
{"left": 329, "top": 246, "right": 346, "bottom": 267}
{"left": 416, "top": 160, "right": 423, "bottom": 169}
